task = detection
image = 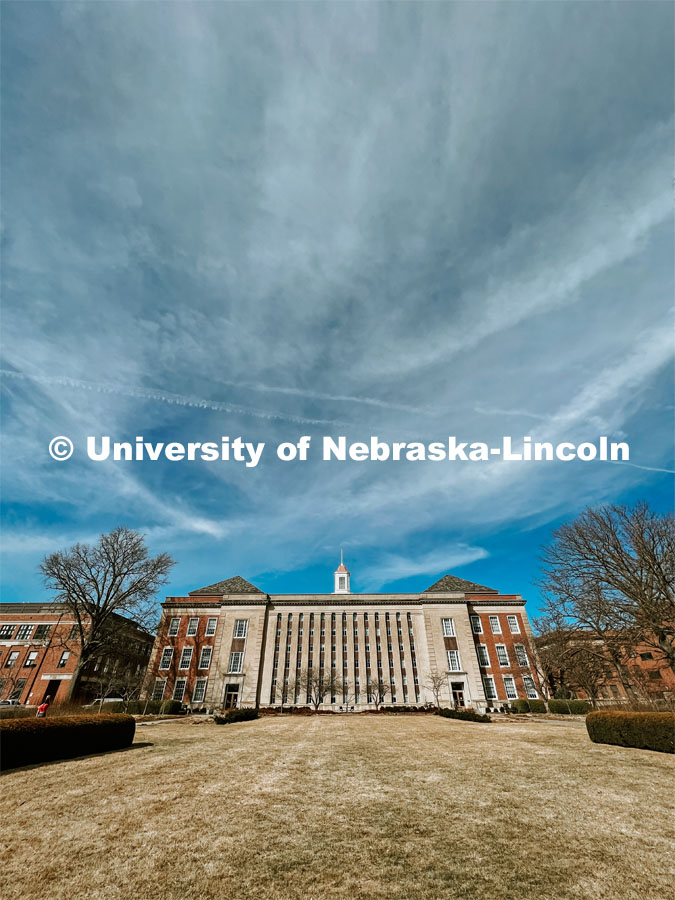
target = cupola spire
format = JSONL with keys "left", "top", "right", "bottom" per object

{"left": 334, "top": 549, "right": 351, "bottom": 594}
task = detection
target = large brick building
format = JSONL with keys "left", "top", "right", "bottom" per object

{"left": 0, "top": 603, "right": 154, "bottom": 706}
{"left": 146, "top": 560, "right": 543, "bottom": 712}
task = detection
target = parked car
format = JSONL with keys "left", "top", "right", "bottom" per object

{"left": 0, "top": 699, "right": 22, "bottom": 706}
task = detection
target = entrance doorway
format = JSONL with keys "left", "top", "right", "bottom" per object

{"left": 451, "top": 682, "right": 465, "bottom": 708}
{"left": 42, "top": 680, "right": 61, "bottom": 704}
{"left": 224, "top": 685, "right": 239, "bottom": 709}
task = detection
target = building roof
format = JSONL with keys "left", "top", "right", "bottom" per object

{"left": 424, "top": 574, "right": 498, "bottom": 594}
{"left": 188, "top": 575, "right": 265, "bottom": 596}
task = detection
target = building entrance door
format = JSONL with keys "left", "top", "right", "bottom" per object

{"left": 224, "top": 685, "right": 239, "bottom": 709}
{"left": 451, "top": 682, "right": 465, "bottom": 708}
{"left": 42, "top": 680, "right": 61, "bottom": 704}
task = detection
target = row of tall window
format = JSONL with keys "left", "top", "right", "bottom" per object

{"left": 0, "top": 623, "right": 55, "bottom": 641}
{"left": 476, "top": 643, "right": 530, "bottom": 668}
{"left": 470, "top": 614, "right": 521, "bottom": 635}
{"left": 3, "top": 648, "right": 70, "bottom": 668}
{"left": 483, "top": 673, "right": 538, "bottom": 702}
{"left": 167, "top": 616, "right": 218, "bottom": 637}
{"left": 151, "top": 676, "right": 208, "bottom": 704}
{"left": 166, "top": 618, "right": 247, "bottom": 640}
{"left": 158, "top": 646, "right": 214, "bottom": 671}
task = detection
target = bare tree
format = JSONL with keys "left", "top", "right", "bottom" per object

{"left": 365, "top": 674, "right": 391, "bottom": 709}
{"left": 538, "top": 503, "right": 675, "bottom": 695}
{"left": 291, "top": 668, "right": 343, "bottom": 710}
{"left": 531, "top": 618, "right": 570, "bottom": 699}
{"left": 424, "top": 672, "right": 447, "bottom": 709}
{"left": 40, "top": 527, "right": 175, "bottom": 702}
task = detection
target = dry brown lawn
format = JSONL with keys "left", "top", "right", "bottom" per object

{"left": 1, "top": 714, "right": 673, "bottom": 900}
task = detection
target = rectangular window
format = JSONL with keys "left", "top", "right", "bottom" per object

{"left": 57, "top": 651, "right": 70, "bottom": 668}
{"left": 158, "top": 647, "right": 174, "bottom": 670}
{"left": 441, "top": 618, "right": 455, "bottom": 637}
{"left": 179, "top": 648, "right": 193, "bottom": 670}
{"left": 16, "top": 625, "right": 33, "bottom": 640}
{"left": 34, "top": 624, "right": 51, "bottom": 640}
{"left": 446, "top": 650, "right": 461, "bottom": 672}
{"left": 24, "top": 651, "right": 38, "bottom": 667}
{"left": 168, "top": 617, "right": 180, "bottom": 636}
{"left": 489, "top": 615, "right": 501, "bottom": 634}
{"left": 187, "top": 618, "right": 199, "bottom": 636}
{"left": 198, "top": 647, "right": 213, "bottom": 669}
{"left": 503, "top": 675, "right": 518, "bottom": 700}
{"left": 68, "top": 625, "right": 79, "bottom": 640}
{"left": 483, "top": 675, "right": 497, "bottom": 701}
{"left": 477, "top": 644, "right": 490, "bottom": 667}
{"left": 507, "top": 615, "right": 520, "bottom": 634}
{"left": 228, "top": 652, "right": 243, "bottom": 673}
{"left": 233, "top": 620, "right": 248, "bottom": 639}
{"left": 151, "top": 679, "right": 166, "bottom": 700}
{"left": 470, "top": 615, "right": 482, "bottom": 634}
{"left": 514, "top": 644, "right": 529, "bottom": 667}
{"left": 0, "top": 624, "right": 15, "bottom": 639}
{"left": 10, "top": 679, "right": 27, "bottom": 701}
{"left": 172, "top": 679, "right": 187, "bottom": 702}
{"left": 5, "top": 651, "right": 19, "bottom": 668}
{"left": 495, "top": 645, "right": 510, "bottom": 667}
{"left": 205, "top": 618, "right": 217, "bottom": 636}
{"left": 523, "top": 675, "right": 538, "bottom": 699}
{"left": 192, "top": 678, "right": 208, "bottom": 703}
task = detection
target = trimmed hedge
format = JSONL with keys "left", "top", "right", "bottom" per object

{"left": 213, "top": 708, "right": 259, "bottom": 725}
{"left": 101, "top": 700, "right": 183, "bottom": 715}
{"left": 548, "top": 699, "right": 591, "bottom": 715}
{"left": 0, "top": 714, "right": 136, "bottom": 770}
{"left": 437, "top": 707, "right": 491, "bottom": 723}
{"left": 586, "top": 711, "right": 674, "bottom": 754}
{"left": 511, "top": 699, "right": 549, "bottom": 713}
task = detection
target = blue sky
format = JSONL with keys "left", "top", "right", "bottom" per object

{"left": 1, "top": 2, "right": 673, "bottom": 613}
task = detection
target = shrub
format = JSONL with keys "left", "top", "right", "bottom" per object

{"left": 586, "top": 711, "right": 674, "bottom": 754}
{"left": 213, "top": 708, "right": 259, "bottom": 725}
{"left": 528, "top": 699, "right": 548, "bottom": 713}
{"left": 436, "top": 707, "right": 491, "bottom": 723}
{"left": 512, "top": 699, "right": 530, "bottom": 713}
{"left": 0, "top": 714, "right": 136, "bottom": 771}
{"left": 548, "top": 699, "right": 590, "bottom": 715}
{"left": 98, "top": 699, "right": 183, "bottom": 715}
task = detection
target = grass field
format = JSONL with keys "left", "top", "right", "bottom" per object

{"left": 1, "top": 715, "right": 673, "bottom": 900}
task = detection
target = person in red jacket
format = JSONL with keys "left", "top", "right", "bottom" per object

{"left": 36, "top": 695, "right": 51, "bottom": 718}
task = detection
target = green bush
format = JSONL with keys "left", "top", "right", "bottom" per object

{"left": 549, "top": 699, "right": 590, "bottom": 714}
{"left": 0, "top": 714, "right": 136, "bottom": 770}
{"left": 213, "top": 708, "right": 259, "bottom": 725}
{"left": 90, "top": 699, "right": 183, "bottom": 715}
{"left": 512, "top": 699, "right": 530, "bottom": 713}
{"left": 528, "top": 699, "right": 548, "bottom": 713}
{"left": 586, "top": 711, "right": 674, "bottom": 754}
{"left": 436, "top": 707, "right": 491, "bottom": 723}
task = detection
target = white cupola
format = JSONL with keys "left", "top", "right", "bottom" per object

{"left": 333, "top": 549, "right": 351, "bottom": 594}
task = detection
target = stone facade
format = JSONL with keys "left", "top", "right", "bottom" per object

{"left": 147, "top": 569, "right": 543, "bottom": 712}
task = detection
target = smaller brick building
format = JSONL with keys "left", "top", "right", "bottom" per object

{"left": 0, "top": 602, "right": 154, "bottom": 706}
